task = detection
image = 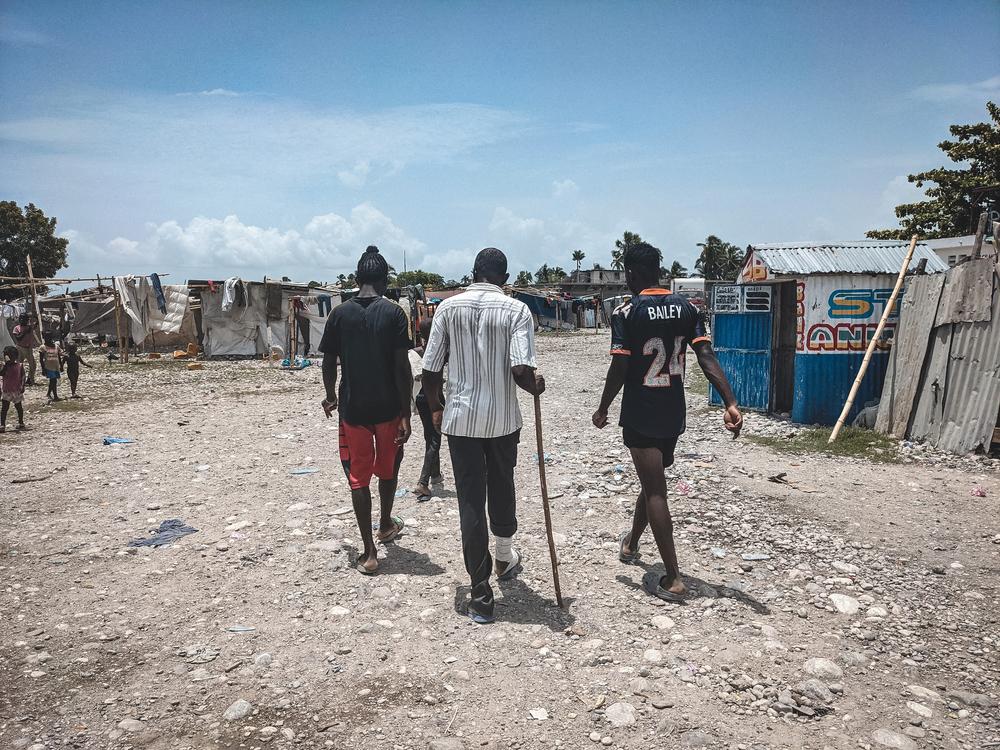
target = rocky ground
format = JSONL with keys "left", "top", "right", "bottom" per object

{"left": 1, "top": 331, "right": 998, "bottom": 750}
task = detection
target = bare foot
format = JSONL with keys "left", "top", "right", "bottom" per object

{"left": 661, "top": 576, "right": 687, "bottom": 596}
{"left": 355, "top": 554, "right": 378, "bottom": 575}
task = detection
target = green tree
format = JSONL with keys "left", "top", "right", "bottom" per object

{"left": 667, "top": 261, "right": 688, "bottom": 279}
{"left": 869, "top": 102, "right": 1000, "bottom": 239}
{"left": 514, "top": 270, "right": 534, "bottom": 286}
{"left": 695, "top": 235, "right": 743, "bottom": 280}
{"left": 460, "top": 274, "right": 472, "bottom": 285}
{"left": 395, "top": 270, "right": 445, "bottom": 288}
{"left": 0, "top": 201, "right": 71, "bottom": 300}
{"left": 534, "top": 264, "right": 567, "bottom": 285}
{"left": 443, "top": 278, "right": 459, "bottom": 287}
{"left": 571, "top": 249, "right": 586, "bottom": 271}
{"left": 610, "top": 249, "right": 623, "bottom": 270}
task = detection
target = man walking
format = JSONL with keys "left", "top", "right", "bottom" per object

{"left": 12, "top": 313, "right": 38, "bottom": 385}
{"left": 320, "top": 246, "right": 412, "bottom": 575}
{"left": 592, "top": 242, "right": 742, "bottom": 602}
{"left": 422, "top": 247, "right": 545, "bottom": 624}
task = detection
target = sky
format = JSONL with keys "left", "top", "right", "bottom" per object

{"left": 1, "top": 0, "right": 999, "bottom": 285}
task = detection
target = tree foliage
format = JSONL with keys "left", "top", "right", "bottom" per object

{"left": 395, "top": 269, "right": 445, "bottom": 288}
{"left": 0, "top": 201, "right": 70, "bottom": 300}
{"left": 612, "top": 231, "right": 663, "bottom": 272}
{"left": 695, "top": 235, "right": 743, "bottom": 280}
{"left": 514, "top": 270, "right": 534, "bottom": 286}
{"left": 868, "top": 101, "right": 1000, "bottom": 240}
{"left": 571, "top": 250, "right": 586, "bottom": 271}
{"left": 534, "top": 264, "right": 567, "bottom": 285}
{"left": 666, "top": 261, "right": 688, "bottom": 279}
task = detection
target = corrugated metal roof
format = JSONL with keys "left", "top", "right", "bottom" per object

{"left": 750, "top": 241, "right": 949, "bottom": 275}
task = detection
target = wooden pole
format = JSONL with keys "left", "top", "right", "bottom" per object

{"left": 112, "top": 286, "right": 125, "bottom": 364}
{"left": 25, "top": 255, "right": 45, "bottom": 338}
{"left": 972, "top": 210, "right": 988, "bottom": 259}
{"left": 532, "top": 394, "right": 564, "bottom": 608}
{"left": 828, "top": 234, "right": 919, "bottom": 443}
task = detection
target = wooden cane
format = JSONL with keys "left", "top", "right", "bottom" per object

{"left": 533, "top": 394, "right": 564, "bottom": 608}
{"left": 829, "top": 234, "right": 918, "bottom": 443}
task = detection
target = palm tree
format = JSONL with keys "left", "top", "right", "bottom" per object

{"left": 668, "top": 261, "right": 687, "bottom": 279}
{"left": 611, "top": 249, "right": 623, "bottom": 270}
{"left": 571, "top": 250, "right": 586, "bottom": 272}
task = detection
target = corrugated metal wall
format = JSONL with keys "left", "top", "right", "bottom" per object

{"left": 709, "top": 307, "right": 772, "bottom": 410}
{"left": 793, "top": 351, "right": 889, "bottom": 425}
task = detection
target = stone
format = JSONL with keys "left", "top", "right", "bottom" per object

{"left": 907, "top": 685, "right": 944, "bottom": 704}
{"left": 223, "top": 699, "right": 253, "bottom": 721}
{"left": 329, "top": 606, "right": 350, "bottom": 616}
{"left": 529, "top": 708, "right": 548, "bottom": 720}
{"left": 428, "top": 740, "right": 465, "bottom": 750}
{"left": 605, "top": 701, "right": 637, "bottom": 727}
{"left": 906, "top": 701, "right": 932, "bottom": 718}
{"left": 947, "top": 690, "right": 996, "bottom": 708}
{"left": 832, "top": 561, "right": 859, "bottom": 574}
{"left": 651, "top": 695, "right": 674, "bottom": 709}
{"left": 871, "top": 728, "right": 917, "bottom": 750}
{"left": 867, "top": 605, "right": 889, "bottom": 618}
{"left": 829, "top": 593, "right": 860, "bottom": 615}
{"left": 286, "top": 502, "right": 313, "bottom": 512}
{"left": 803, "top": 657, "right": 843, "bottom": 682}
{"left": 117, "top": 718, "right": 144, "bottom": 732}
{"left": 838, "top": 652, "right": 869, "bottom": 668}
{"left": 681, "top": 730, "right": 715, "bottom": 747}
{"left": 307, "top": 540, "right": 341, "bottom": 552}
{"left": 650, "top": 615, "right": 675, "bottom": 630}
{"left": 643, "top": 648, "right": 663, "bottom": 663}
{"left": 795, "top": 678, "right": 834, "bottom": 704}
{"left": 253, "top": 652, "right": 272, "bottom": 667}
{"left": 589, "top": 731, "right": 601, "bottom": 742}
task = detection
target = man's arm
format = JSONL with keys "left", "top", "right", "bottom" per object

{"left": 321, "top": 355, "right": 338, "bottom": 417}
{"left": 692, "top": 340, "right": 742, "bottom": 436}
{"left": 592, "top": 356, "right": 629, "bottom": 428}
{"left": 394, "top": 348, "right": 412, "bottom": 444}
{"left": 512, "top": 365, "right": 545, "bottom": 396}
{"left": 510, "top": 306, "right": 544, "bottom": 396}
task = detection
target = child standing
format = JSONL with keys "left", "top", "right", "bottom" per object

{"left": 1, "top": 346, "right": 27, "bottom": 432}
{"left": 38, "top": 334, "right": 63, "bottom": 402}
{"left": 64, "top": 342, "right": 92, "bottom": 398}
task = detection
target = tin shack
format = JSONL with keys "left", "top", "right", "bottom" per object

{"left": 709, "top": 241, "right": 948, "bottom": 425}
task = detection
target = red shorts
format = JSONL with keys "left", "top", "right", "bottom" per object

{"left": 339, "top": 418, "right": 403, "bottom": 490}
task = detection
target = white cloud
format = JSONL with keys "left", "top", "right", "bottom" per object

{"left": 552, "top": 178, "right": 579, "bottom": 198}
{"left": 487, "top": 206, "right": 615, "bottom": 274}
{"left": 881, "top": 174, "right": 924, "bottom": 214}
{"left": 0, "top": 91, "right": 530, "bottom": 197}
{"left": 63, "top": 203, "right": 428, "bottom": 280}
{"left": 909, "top": 75, "right": 1000, "bottom": 103}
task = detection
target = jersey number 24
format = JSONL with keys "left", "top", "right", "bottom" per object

{"left": 642, "top": 336, "right": 685, "bottom": 388}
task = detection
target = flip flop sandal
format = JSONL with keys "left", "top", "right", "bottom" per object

{"left": 496, "top": 548, "right": 522, "bottom": 581}
{"left": 374, "top": 516, "right": 405, "bottom": 543}
{"left": 642, "top": 571, "right": 688, "bottom": 604}
{"left": 618, "top": 530, "right": 640, "bottom": 564}
{"left": 468, "top": 609, "right": 496, "bottom": 624}
{"left": 355, "top": 554, "right": 378, "bottom": 576}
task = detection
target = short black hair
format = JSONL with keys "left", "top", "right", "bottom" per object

{"left": 356, "top": 245, "right": 389, "bottom": 285}
{"left": 473, "top": 247, "right": 507, "bottom": 279}
{"left": 623, "top": 242, "right": 661, "bottom": 278}
{"left": 43, "top": 333, "right": 54, "bottom": 346}
{"left": 3, "top": 345, "right": 17, "bottom": 360}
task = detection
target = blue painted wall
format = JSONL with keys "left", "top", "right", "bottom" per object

{"left": 791, "top": 351, "right": 889, "bottom": 425}
{"left": 709, "top": 311, "right": 772, "bottom": 410}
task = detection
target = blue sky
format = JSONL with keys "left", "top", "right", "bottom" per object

{"left": 1, "top": 1, "right": 998, "bottom": 283}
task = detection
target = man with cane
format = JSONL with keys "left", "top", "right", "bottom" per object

{"left": 422, "top": 247, "right": 545, "bottom": 624}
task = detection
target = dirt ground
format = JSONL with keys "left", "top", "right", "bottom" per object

{"left": 2, "top": 331, "right": 998, "bottom": 750}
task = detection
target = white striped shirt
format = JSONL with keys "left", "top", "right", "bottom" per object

{"left": 422, "top": 283, "right": 537, "bottom": 438}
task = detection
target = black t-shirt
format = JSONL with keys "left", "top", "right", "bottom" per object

{"left": 610, "top": 289, "right": 709, "bottom": 439}
{"left": 319, "top": 296, "right": 409, "bottom": 426}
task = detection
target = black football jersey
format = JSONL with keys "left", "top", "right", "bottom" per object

{"left": 610, "top": 288, "right": 709, "bottom": 438}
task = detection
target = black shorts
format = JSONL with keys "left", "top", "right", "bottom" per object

{"left": 622, "top": 427, "right": 678, "bottom": 467}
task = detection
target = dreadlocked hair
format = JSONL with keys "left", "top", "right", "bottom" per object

{"left": 356, "top": 245, "right": 389, "bottom": 285}
{"left": 623, "top": 242, "right": 661, "bottom": 278}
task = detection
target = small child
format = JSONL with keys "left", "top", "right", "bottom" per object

{"left": 64, "top": 342, "right": 92, "bottom": 398}
{"left": 1, "top": 346, "right": 27, "bottom": 432}
{"left": 38, "top": 334, "right": 64, "bottom": 402}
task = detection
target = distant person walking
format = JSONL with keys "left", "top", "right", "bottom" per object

{"left": 12, "top": 313, "right": 38, "bottom": 385}
{"left": 1, "top": 345, "right": 27, "bottom": 432}
{"left": 592, "top": 242, "right": 742, "bottom": 603}
{"left": 422, "top": 247, "right": 545, "bottom": 624}
{"left": 411, "top": 317, "right": 445, "bottom": 501}
{"left": 64, "top": 342, "right": 92, "bottom": 398}
{"left": 39, "top": 334, "right": 64, "bottom": 402}
{"left": 319, "top": 246, "right": 413, "bottom": 575}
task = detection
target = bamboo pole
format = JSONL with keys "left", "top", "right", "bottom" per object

{"left": 828, "top": 235, "right": 919, "bottom": 443}
{"left": 25, "top": 255, "right": 45, "bottom": 338}
{"left": 532, "top": 395, "right": 564, "bottom": 608}
{"left": 112, "top": 287, "right": 125, "bottom": 364}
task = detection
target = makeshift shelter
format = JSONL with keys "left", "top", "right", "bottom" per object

{"left": 514, "top": 290, "right": 576, "bottom": 330}
{"left": 709, "top": 241, "right": 948, "bottom": 425}
{"left": 69, "top": 280, "right": 198, "bottom": 350}
{"left": 875, "top": 257, "right": 1000, "bottom": 453}
{"left": 193, "top": 278, "right": 340, "bottom": 358}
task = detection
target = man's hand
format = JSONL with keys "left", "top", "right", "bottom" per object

{"left": 396, "top": 416, "right": 411, "bottom": 444}
{"left": 533, "top": 372, "right": 546, "bottom": 396}
{"left": 592, "top": 408, "right": 608, "bottom": 429}
{"left": 321, "top": 396, "right": 337, "bottom": 418}
{"left": 724, "top": 405, "right": 743, "bottom": 438}
{"left": 432, "top": 409, "right": 443, "bottom": 434}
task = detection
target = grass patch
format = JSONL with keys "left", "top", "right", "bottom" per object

{"left": 748, "top": 426, "right": 900, "bottom": 463}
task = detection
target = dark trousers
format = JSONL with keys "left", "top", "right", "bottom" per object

{"left": 447, "top": 429, "right": 520, "bottom": 618}
{"left": 415, "top": 392, "right": 441, "bottom": 484}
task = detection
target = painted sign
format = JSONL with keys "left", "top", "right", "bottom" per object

{"left": 740, "top": 252, "right": 770, "bottom": 283}
{"left": 714, "top": 284, "right": 771, "bottom": 313}
{"left": 796, "top": 274, "right": 899, "bottom": 353}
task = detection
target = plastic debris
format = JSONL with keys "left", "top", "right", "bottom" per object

{"left": 226, "top": 624, "right": 256, "bottom": 633}
{"left": 127, "top": 519, "right": 198, "bottom": 547}
{"left": 675, "top": 480, "right": 691, "bottom": 495}
{"left": 741, "top": 552, "right": 771, "bottom": 561}
{"left": 971, "top": 486, "right": 987, "bottom": 497}
{"left": 103, "top": 437, "right": 135, "bottom": 445}
{"left": 289, "top": 467, "right": 319, "bottom": 475}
